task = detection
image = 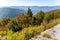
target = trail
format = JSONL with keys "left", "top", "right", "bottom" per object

{"left": 30, "top": 24, "right": 60, "bottom": 40}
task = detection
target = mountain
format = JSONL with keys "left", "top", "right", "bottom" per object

{"left": 8, "top": 6, "right": 60, "bottom": 13}
{"left": 0, "top": 7, "right": 25, "bottom": 18}
{"left": 0, "top": 6, "right": 60, "bottom": 18}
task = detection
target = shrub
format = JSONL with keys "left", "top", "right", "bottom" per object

{"left": 6, "top": 19, "right": 22, "bottom": 32}
{"left": 2, "top": 25, "right": 45, "bottom": 40}
{"left": 25, "top": 32, "right": 34, "bottom": 40}
{"left": 43, "top": 33, "right": 51, "bottom": 38}
{"left": 0, "top": 18, "right": 10, "bottom": 26}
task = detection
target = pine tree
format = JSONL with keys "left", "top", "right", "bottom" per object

{"left": 26, "top": 8, "right": 33, "bottom": 17}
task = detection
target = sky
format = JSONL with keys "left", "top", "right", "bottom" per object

{"left": 0, "top": 0, "right": 60, "bottom": 6}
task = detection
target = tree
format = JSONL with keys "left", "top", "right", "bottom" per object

{"left": 26, "top": 8, "right": 33, "bottom": 17}
{"left": 34, "top": 11, "right": 45, "bottom": 25}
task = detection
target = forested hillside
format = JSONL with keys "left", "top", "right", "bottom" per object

{"left": 0, "top": 8, "right": 60, "bottom": 40}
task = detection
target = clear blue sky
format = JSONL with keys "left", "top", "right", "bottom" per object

{"left": 0, "top": 0, "right": 60, "bottom": 6}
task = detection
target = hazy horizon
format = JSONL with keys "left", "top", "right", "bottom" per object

{"left": 1, "top": 5, "right": 56, "bottom": 7}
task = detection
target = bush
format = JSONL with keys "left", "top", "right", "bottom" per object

{"left": 25, "top": 32, "right": 34, "bottom": 40}
{"left": 0, "top": 30, "right": 7, "bottom": 36}
{"left": 2, "top": 25, "right": 45, "bottom": 40}
{"left": 0, "top": 18, "right": 10, "bottom": 26}
{"left": 43, "top": 33, "right": 51, "bottom": 38}
{"left": 33, "top": 11, "right": 44, "bottom": 25}
{"left": 6, "top": 19, "right": 22, "bottom": 32}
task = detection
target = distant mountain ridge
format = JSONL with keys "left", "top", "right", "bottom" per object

{"left": 0, "top": 7, "right": 25, "bottom": 18}
{"left": 0, "top": 6, "right": 60, "bottom": 18}
{"left": 8, "top": 6, "right": 60, "bottom": 13}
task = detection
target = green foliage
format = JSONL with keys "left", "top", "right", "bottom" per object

{"left": 44, "top": 14, "right": 50, "bottom": 22}
{"left": 26, "top": 8, "right": 33, "bottom": 17}
{"left": 25, "top": 32, "right": 34, "bottom": 40}
{"left": 1, "top": 8, "right": 60, "bottom": 40}
{"left": 43, "top": 33, "right": 51, "bottom": 38}
{"left": 0, "top": 30, "right": 7, "bottom": 36}
{"left": 1, "top": 25, "right": 45, "bottom": 40}
{"left": 0, "top": 18, "right": 10, "bottom": 26}
{"left": 6, "top": 19, "right": 22, "bottom": 32}
{"left": 47, "top": 18, "right": 60, "bottom": 28}
{"left": 14, "top": 13, "right": 32, "bottom": 28}
{"left": 44, "top": 9, "right": 60, "bottom": 23}
{"left": 31, "top": 17, "right": 36, "bottom": 25}
{"left": 44, "top": 13, "right": 54, "bottom": 23}
{"left": 34, "top": 11, "right": 44, "bottom": 25}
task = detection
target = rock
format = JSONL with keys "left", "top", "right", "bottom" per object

{"left": 30, "top": 24, "right": 60, "bottom": 40}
